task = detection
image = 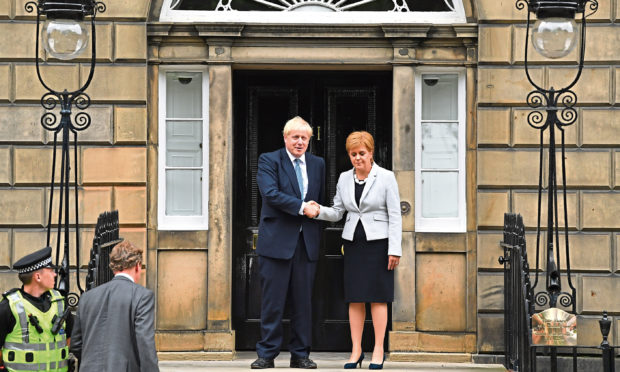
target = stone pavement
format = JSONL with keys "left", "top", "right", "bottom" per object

{"left": 159, "top": 352, "right": 507, "bottom": 371}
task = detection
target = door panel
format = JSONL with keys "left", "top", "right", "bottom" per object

{"left": 233, "top": 84, "right": 303, "bottom": 348}
{"left": 233, "top": 71, "right": 392, "bottom": 351}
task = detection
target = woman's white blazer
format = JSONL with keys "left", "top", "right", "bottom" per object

{"left": 317, "top": 164, "right": 402, "bottom": 256}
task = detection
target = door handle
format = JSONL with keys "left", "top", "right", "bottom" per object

{"left": 317, "top": 126, "right": 321, "bottom": 141}
{"left": 252, "top": 233, "right": 258, "bottom": 250}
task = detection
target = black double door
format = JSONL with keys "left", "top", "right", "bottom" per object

{"left": 232, "top": 70, "right": 392, "bottom": 351}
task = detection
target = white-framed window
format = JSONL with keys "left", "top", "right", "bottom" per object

{"left": 414, "top": 69, "right": 466, "bottom": 232}
{"left": 158, "top": 66, "right": 209, "bottom": 230}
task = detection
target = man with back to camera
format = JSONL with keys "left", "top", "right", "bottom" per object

{"left": 70, "top": 241, "right": 159, "bottom": 372}
{"left": 251, "top": 116, "right": 325, "bottom": 369}
{"left": 0, "top": 246, "right": 73, "bottom": 371}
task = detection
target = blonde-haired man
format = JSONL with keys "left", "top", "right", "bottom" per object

{"left": 252, "top": 116, "right": 325, "bottom": 369}
{"left": 282, "top": 116, "right": 313, "bottom": 137}
{"left": 70, "top": 241, "right": 159, "bottom": 372}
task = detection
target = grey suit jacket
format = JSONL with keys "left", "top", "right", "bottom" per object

{"left": 317, "top": 164, "right": 402, "bottom": 256}
{"left": 70, "top": 276, "right": 159, "bottom": 372}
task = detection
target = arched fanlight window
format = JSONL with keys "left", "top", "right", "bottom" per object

{"left": 160, "top": 0, "right": 466, "bottom": 23}
{"left": 172, "top": 0, "right": 456, "bottom": 12}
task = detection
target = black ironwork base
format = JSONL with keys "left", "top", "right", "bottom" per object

{"left": 500, "top": 213, "right": 617, "bottom": 372}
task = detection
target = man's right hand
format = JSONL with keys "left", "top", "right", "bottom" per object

{"left": 303, "top": 202, "right": 320, "bottom": 218}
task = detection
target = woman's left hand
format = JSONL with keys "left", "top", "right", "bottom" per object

{"left": 387, "top": 255, "right": 400, "bottom": 270}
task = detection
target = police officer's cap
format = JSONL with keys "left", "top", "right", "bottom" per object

{"left": 13, "top": 246, "right": 56, "bottom": 274}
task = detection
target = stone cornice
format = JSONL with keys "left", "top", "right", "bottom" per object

{"left": 381, "top": 25, "right": 431, "bottom": 39}
{"left": 196, "top": 25, "right": 245, "bottom": 38}
{"left": 148, "top": 23, "right": 478, "bottom": 42}
{"left": 148, "top": 24, "right": 173, "bottom": 37}
{"left": 453, "top": 24, "right": 478, "bottom": 38}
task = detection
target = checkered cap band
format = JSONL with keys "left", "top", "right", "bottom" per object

{"left": 17, "top": 256, "right": 52, "bottom": 274}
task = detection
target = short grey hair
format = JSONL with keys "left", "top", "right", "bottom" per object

{"left": 282, "top": 116, "right": 313, "bottom": 137}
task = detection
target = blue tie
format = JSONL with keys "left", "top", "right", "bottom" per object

{"left": 294, "top": 158, "right": 304, "bottom": 199}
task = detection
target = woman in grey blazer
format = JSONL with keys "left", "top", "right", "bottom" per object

{"left": 311, "top": 131, "right": 401, "bottom": 370}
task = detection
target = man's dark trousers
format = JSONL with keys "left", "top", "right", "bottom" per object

{"left": 257, "top": 232, "right": 317, "bottom": 360}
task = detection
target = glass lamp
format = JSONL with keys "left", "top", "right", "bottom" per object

{"left": 38, "top": 0, "right": 95, "bottom": 60}
{"left": 531, "top": 17, "right": 578, "bottom": 59}
{"left": 41, "top": 18, "right": 89, "bottom": 60}
{"left": 527, "top": 0, "right": 584, "bottom": 59}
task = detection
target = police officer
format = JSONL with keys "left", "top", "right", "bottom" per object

{"left": 0, "top": 247, "right": 72, "bottom": 371}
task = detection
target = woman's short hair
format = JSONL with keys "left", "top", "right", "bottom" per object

{"left": 345, "top": 131, "right": 375, "bottom": 153}
{"left": 282, "top": 116, "right": 313, "bottom": 137}
{"left": 109, "top": 241, "right": 143, "bottom": 272}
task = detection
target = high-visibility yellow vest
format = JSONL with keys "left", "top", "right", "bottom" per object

{"left": 1, "top": 289, "right": 68, "bottom": 372}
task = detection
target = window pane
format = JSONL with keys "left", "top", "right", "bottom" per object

{"left": 421, "top": 171, "right": 458, "bottom": 218}
{"left": 421, "top": 122, "right": 458, "bottom": 169}
{"left": 166, "top": 120, "right": 202, "bottom": 167}
{"left": 166, "top": 170, "right": 202, "bottom": 216}
{"left": 421, "top": 74, "right": 458, "bottom": 120}
{"left": 166, "top": 72, "right": 202, "bottom": 118}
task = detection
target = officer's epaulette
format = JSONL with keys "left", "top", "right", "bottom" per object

{"left": 2, "top": 288, "right": 18, "bottom": 300}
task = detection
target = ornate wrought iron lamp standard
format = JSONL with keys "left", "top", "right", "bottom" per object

{"left": 25, "top": 0, "right": 105, "bottom": 306}
{"left": 516, "top": 0, "right": 597, "bottom": 312}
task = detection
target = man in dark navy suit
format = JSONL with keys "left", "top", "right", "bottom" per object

{"left": 251, "top": 116, "right": 325, "bottom": 369}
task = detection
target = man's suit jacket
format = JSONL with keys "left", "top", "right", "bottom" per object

{"left": 317, "top": 164, "right": 402, "bottom": 256}
{"left": 70, "top": 276, "right": 159, "bottom": 372}
{"left": 256, "top": 147, "right": 325, "bottom": 261}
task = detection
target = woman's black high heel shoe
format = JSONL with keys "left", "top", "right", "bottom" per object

{"left": 344, "top": 353, "right": 364, "bottom": 369}
{"left": 368, "top": 355, "right": 385, "bottom": 370}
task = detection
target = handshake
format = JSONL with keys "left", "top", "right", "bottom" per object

{"left": 303, "top": 201, "right": 321, "bottom": 219}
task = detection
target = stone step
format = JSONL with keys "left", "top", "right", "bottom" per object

{"left": 158, "top": 352, "right": 507, "bottom": 371}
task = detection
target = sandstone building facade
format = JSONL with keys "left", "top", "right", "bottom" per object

{"left": 0, "top": 0, "right": 617, "bottom": 360}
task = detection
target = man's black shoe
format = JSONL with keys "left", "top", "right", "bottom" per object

{"left": 251, "top": 357, "right": 274, "bottom": 369}
{"left": 290, "top": 357, "right": 317, "bottom": 369}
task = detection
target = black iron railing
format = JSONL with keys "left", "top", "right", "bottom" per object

{"left": 500, "top": 213, "right": 535, "bottom": 371}
{"left": 500, "top": 212, "right": 617, "bottom": 372}
{"left": 85, "top": 210, "right": 123, "bottom": 290}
